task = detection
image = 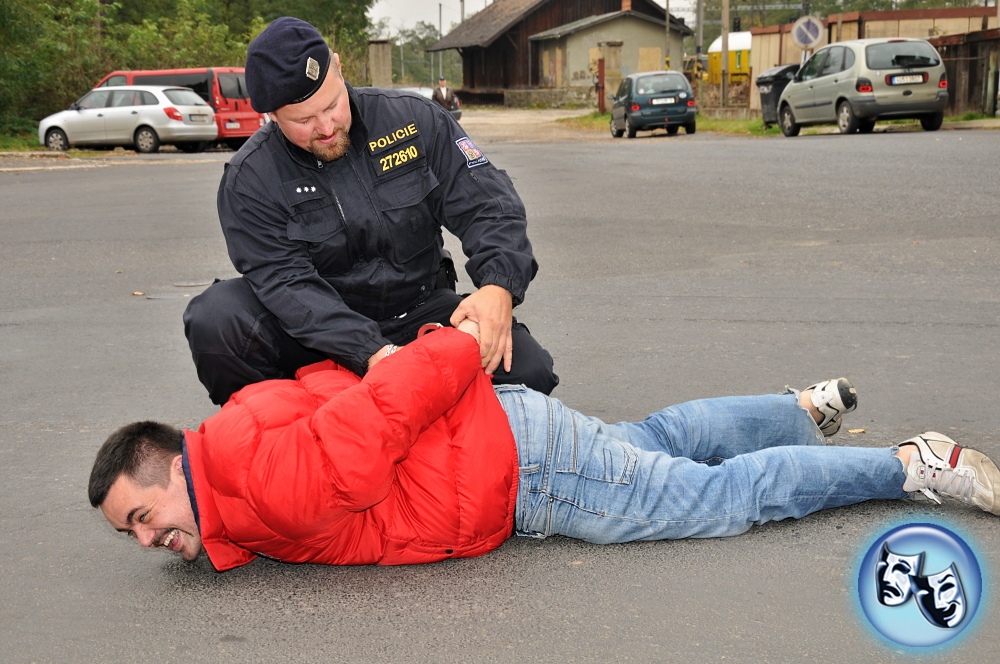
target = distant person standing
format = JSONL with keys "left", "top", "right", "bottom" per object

{"left": 432, "top": 76, "right": 458, "bottom": 110}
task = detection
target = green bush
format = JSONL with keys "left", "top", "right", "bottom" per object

{"left": 0, "top": 0, "right": 377, "bottom": 134}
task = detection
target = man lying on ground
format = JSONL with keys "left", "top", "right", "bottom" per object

{"left": 88, "top": 324, "right": 1000, "bottom": 570}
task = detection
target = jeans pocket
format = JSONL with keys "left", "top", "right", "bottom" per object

{"left": 515, "top": 463, "right": 547, "bottom": 538}
{"left": 557, "top": 415, "right": 638, "bottom": 485}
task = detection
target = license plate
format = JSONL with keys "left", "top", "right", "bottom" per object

{"left": 890, "top": 74, "right": 923, "bottom": 85}
{"left": 225, "top": 121, "right": 240, "bottom": 129}
{"left": 652, "top": 97, "right": 676, "bottom": 105}
{"left": 189, "top": 114, "right": 210, "bottom": 123}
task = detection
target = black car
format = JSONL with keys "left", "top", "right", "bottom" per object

{"left": 610, "top": 71, "right": 697, "bottom": 138}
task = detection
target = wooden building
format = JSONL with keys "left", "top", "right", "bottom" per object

{"left": 428, "top": 0, "right": 690, "bottom": 93}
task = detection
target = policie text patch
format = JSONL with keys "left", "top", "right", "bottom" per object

{"left": 368, "top": 122, "right": 424, "bottom": 176}
{"left": 455, "top": 137, "right": 488, "bottom": 169}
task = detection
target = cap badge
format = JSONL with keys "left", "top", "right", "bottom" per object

{"left": 305, "top": 57, "right": 320, "bottom": 81}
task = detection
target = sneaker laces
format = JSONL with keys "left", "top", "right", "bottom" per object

{"left": 913, "top": 458, "right": 975, "bottom": 505}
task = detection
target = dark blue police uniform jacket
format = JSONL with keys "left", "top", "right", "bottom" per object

{"left": 217, "top": 84, "right": 538, "bottom": 376}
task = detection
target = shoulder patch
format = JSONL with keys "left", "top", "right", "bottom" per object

{"left": 455, "top": 137, "right": 488, "bottom": 169}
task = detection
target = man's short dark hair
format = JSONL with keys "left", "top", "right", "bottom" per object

{"left": 88, "top": 421, "right": 184, "bottom": 508}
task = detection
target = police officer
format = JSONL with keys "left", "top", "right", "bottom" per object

{"left": 183, "top": 17, "right": 557, "bottom": 405}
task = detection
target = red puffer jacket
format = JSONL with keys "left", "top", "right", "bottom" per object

{"left": 184, "top": 329, "right": 518, "bottom": 571}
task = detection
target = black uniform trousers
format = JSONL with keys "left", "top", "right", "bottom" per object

{"left": 183, "top": 278, "right": 559, "bottom": 405}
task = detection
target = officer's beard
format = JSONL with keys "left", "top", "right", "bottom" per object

{"left": 310, "top": 129, "right": 352, "bottom": 162}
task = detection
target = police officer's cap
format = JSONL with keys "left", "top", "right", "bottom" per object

{"left": 245, "top": 17, "right": 331, "bottom": 113}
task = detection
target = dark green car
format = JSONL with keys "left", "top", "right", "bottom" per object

{"left": 609, "top": 71, "right": 697, "bottom": 139}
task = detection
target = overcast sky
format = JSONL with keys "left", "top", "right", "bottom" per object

{"left": 367, "top": 0, "right": 695, "bottom": 35}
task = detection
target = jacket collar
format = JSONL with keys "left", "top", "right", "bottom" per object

{"left": 183, "top": 428, "right": 257, "bottom": 572}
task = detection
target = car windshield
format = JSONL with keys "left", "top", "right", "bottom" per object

{"left": 635, "top": 74, "right": 686, "bottom": 95}
{"left": 866, "top": 41, "right": 940, "bottom": 69}
{"left": 163, "top": 88, "right": 208, "bottom": 106}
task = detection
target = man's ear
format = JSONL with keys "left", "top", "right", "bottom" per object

{"left": 332, "top": 52, "right": 342, "bottom": 74}
{"left": 171, "top": 454, "right": 184, "bottom": 478}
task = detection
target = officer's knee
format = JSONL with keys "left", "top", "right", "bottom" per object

{"left": 517, "top": 360, "right": 559, "bottom": 395}
{"left": 183, "top": 279, "right": 254, "bottom": 353}
{"left": 504, "top": 324, "right": 559, "bottom": 394}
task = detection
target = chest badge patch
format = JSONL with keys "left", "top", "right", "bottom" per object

{"left": 455, "top": 137, "right": 488, "bottom": 168}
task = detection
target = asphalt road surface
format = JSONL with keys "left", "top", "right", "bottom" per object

{"left": 2, "top": 123, "right": 999, "bottom": 662}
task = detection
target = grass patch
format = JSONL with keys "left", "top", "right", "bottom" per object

{"left": 556, "top": 109, "right": 997, "bottom": 135}
{"left": 945, "top": 111, "right": 992, "bottom": 122}
{"left": 0, "top": 134, "right": 41, "bottom": 151}
{"left": 558, "top": 111, "right": 782, "bottom": 136}
{"left": 695, "top": 116, "right": 781, "bottom": 136}
{"left": 556, "top": 111, "right": 609, "bottom": 130}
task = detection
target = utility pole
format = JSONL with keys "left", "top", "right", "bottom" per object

{"left": 664, "top": 0, "right": 671, "bottom": 70}
{"left": 721, "top": 0, "right": 730, "bottom": 107}
{"left": 439, "top": 3, "right": 444, "bottom": 80}
{"left": 461, "top": 0, "right": 465, "bottom": 22}
{"left": 696, "top": 0, "right": 704, "bottom": 99}
{"left": 696, "top": 0, "right": 704, "bottom": 62}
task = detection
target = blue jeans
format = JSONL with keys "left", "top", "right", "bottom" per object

{"left": 495, "top": 385, "right": 908, "bottom": 542}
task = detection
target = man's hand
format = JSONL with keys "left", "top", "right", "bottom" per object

{"left": 455, "top": 319, "right": 480, "bottom": 344}
{"left": 449, "top": 285, "right": 513, "bottom": 374}
{"left": 367, "top": 344, "right": 397, "bottom": 370}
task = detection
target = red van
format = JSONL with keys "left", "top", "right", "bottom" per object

{"left": 95, "top": 67, "right": 265, "bottom": 149}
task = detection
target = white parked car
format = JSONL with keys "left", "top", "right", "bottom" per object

{"left": 38, "top": 85, "right": 218, "bottom": 153}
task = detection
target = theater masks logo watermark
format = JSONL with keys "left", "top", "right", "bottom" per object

{"left": 857, "top": 523, "right": 983, "bottom": 648}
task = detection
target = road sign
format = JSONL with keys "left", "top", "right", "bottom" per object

{"left": 792, "top": 16, "right": 824, "bottom": 50}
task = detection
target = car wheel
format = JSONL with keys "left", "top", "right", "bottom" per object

{"left": 858, "top": 119, "right": 876, "bottom": 134}
{"left": 133, "top": 126, "right": 160, "bottom": 153}
{"left": 666, "top": 126, "right": 679, "bottom": 136}
{"left": 685, "top": 121, "right": 696, "bottom": 135}
{"left": 625, "top": 116, "right": 637, "bottom": 139}
{"left": 45, "top": 128, "right": 69, "bottom": 151}
{"left": 837, "top": 101, "right": 859, "bottom": 134}
{"left": 176, "top": 141, "right": 209, "bottom": 153}
{"left": 779, "top": 105, "right": 800, "bottom": 137}
{"left": 920, "top": 112, "right": 944, "bottom": 132}
{"left": 610, "top": 117, "right": 624, "bottom": 138}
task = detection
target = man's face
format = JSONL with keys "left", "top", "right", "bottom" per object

{"left": 271, "top": 52, "right": 353, "bottom": 163}
{"left": 914, "top": 564, "right": 966, "bottom": 628}
{"left": 99, "top": 455, "right": 203, "bottom": 561}
{"left": 439, "top": 79, "right": 447, "bottom": 88}
{"left": 875, "top": 543, "right": 922, "bottom": 607}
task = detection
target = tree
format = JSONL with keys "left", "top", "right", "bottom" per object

{"left": 109, "top": 0, "right": 246, "bottom": 71}
{"left": 2, "top": 0, "right": 380, "bottom": 134}
{"left": 0, "top": 0, "right": 46, "bottom": 131}
{"left": 389, "top": 21, "right": 462, "bottom": 87}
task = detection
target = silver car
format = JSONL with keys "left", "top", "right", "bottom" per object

{"left": 38, "top": 85, "right": 218, "bottom": 153}
{"left": 777, "top": 38, "right": 949, "bottom": 137}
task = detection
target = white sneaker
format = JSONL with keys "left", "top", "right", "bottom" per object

{"left": 806, "top": 377, "right": 857, "bottom": 437}
{"left": 900, "top": 432, "right": 1000, "bottom": 515}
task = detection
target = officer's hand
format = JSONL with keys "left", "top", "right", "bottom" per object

{"left": 449, "top": 285, "right": 513, "bottom": 374}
